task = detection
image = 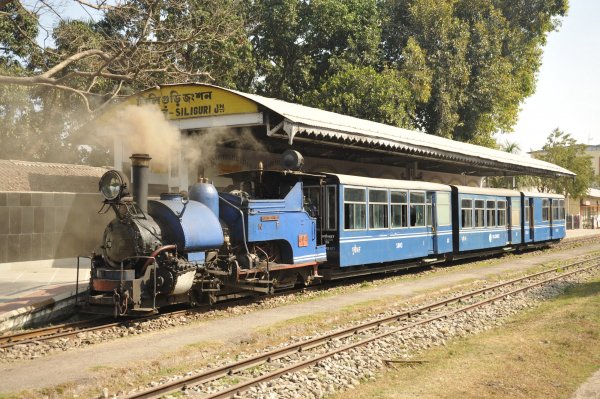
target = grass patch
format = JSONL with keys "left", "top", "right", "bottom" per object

{"left": 334, "top": 277, "right": 600, "bottom": 399}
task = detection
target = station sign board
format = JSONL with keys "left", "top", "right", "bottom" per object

{"left": 128, "top": 84, "right": 259, "bottom": 120}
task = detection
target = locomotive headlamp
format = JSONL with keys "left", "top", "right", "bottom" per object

{"left": 99, "top": 170, "right": 129, "bottom": 201}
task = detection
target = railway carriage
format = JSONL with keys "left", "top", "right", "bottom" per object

{"left": 310, "top": 174, "right": 453, "bottom": 278}
{"left": 451, "top": 186, "right": 522, "bottom": 255}
{"left": 522, "top": 192, "right": 566, "bottom": 244}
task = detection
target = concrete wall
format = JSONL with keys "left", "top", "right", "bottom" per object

{"left": 0, "top": 192, "right": 113, "bottom": 263}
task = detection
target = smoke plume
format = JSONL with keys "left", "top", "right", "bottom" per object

{"left": 89, "top": 104, "right": 264, "bottom": 175}
{"left": 92, "top": 104, "right": 181, "bottom": 170}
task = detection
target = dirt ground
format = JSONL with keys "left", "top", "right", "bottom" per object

{"left": 1, "top": 242, "right": 600, "bottom": 394}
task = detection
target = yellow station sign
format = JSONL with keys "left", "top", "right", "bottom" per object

{"left": 129, "top": 84, "right": 259, "bottom": 120}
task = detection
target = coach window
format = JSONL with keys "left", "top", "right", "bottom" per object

{"left": 559, "top": 199, "right": 565, "bottom": 219}
{"left": 486, "top": 200, "right": 496, "bottom": 227}
{"left": 410, "top": 192, "right": 426, "bottom": 227}
{"left": 461, "top": 198, "right": 473, "bottom": 228}
{"left": 391, "top": 191, "right": 408, "bottom": 228}
{"left": 525, "top": 201, "right": 530, "bottom": 224}
{"left": 369, "top": 189, "right": 389, "bottom": 229}
{"left": 437, "top": 192, "right": 451, "bottom": 226}
{"left": 344, "top": 187, "right": 366, "bottom": 230}
{"left": 474, "top": 200, "right": 485, "bottom": 228}
{"left": 426, "top": 193, "right": 434, "bottom": 227}
{"left": 498, "top": 200, "right": 507, "bottom": 226}
{"left": 324, "top": 186, "right": 337, "bottom": 230}
{"left": 542, "top": 199, "right": 550, "bottom": 221}
{"left": 511, "top": 200, "right": 521, "bottom": 227}
{"left": 552, "top": 199, "right": 559, "bottom": 221}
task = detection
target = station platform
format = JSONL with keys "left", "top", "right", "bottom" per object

{"left": 0, "top": 229, "right": 599, "bottom": 332}
{"left": 0, "top": 257, "right": 90, "bottom": 331}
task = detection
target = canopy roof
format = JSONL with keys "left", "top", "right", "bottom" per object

{"left": 134, "top": 83, "right": 575, "bottom": 178}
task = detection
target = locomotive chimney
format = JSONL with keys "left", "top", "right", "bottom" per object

{"left": 130, "top": 153, "right": 152, "bottom": 213}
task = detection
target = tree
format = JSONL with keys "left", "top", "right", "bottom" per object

{"left": 0, "top": 0, "right": 251, "bottom": 163}
{"left": 0, "top": 0, "right": 571, "bottom": 164}
{"left": 534, "top": 129, "right": 597, "bottom": 199}
{"left": 0, "top": 0, "right": 251, "bottom": 113}
{"left": 487, "top": 140, "right": 540, "bottom": 189}
{"left": 249, "top": 0, "right": 382, "bottom": 102}
{"left": 379, "top": 0, "right": 568, "bottom": 144}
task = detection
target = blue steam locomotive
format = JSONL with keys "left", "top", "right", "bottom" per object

{"left": 86, "top": 152, "right": 565, "bottom": 316}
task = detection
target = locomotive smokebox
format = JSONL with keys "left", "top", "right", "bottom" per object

{"left": 130, "top": 153, "right": 152, "bottom": 213}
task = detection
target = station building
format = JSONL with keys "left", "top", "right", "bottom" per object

{"left": 565, "top": 145, "right": 599, "bottom": 229}
{"left": 530, "top": 144, "right": 600, "bottom": 229}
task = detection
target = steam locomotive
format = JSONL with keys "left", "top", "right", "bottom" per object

{"left": 88, "top": 153, "right": 326, "bottom": 316}
{"left": 86, "top": 152, "right": 566, "bottom": 316}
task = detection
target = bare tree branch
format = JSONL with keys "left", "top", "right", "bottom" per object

{"left": 42, "top": 49, "right": 111, "bottom": 78}
{"left": 73, "top": 0, "right": 116, "bottom": 10}
{"left": 36, "top": 83, "right": 92, "bottom": 112}
{"left": 1, "top": 0, "right": 248, "bottom": 113}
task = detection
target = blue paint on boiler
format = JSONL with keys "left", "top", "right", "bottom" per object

{"left": 148, "top": 197, "right": 224, "bottom": 251}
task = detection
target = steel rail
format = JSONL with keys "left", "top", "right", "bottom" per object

{"left": 124, "top": 255, "right": 600, "bottom": 399}
{"left": 0, "top": 317, "right": 110, "bottom": 347}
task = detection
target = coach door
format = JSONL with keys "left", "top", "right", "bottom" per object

{"left": 550, "top": 199, "right": 559, "bottom": 239}
{"left": 528, "top": 198, "right": 535, "bottom": 240}
{"left": 427, "top": 192, "right": 438, "bottom": 254}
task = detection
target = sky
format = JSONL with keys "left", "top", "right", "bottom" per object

{"left": 498, "top": 0, "right": 600, "bottom": 153}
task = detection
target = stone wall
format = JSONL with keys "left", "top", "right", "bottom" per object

{"left": 0, "top": 192, "right": 113, "bottom": 263}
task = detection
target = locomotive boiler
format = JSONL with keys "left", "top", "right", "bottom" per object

{"left": 87, "top": 153, "right": 326, "bottom": 316}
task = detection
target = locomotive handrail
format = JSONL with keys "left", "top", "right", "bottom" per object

{"left": 75, "top": 255, "right": 91, "bottom": 309}
{"left": 219, "top": 196, "right": 251, "bottom": 256}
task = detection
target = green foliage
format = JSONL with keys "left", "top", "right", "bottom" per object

{"left": 486, "top": 140, "right": 541, "bottom": 189}
{"left": 250, "top": 0, "right": 382, "bottom": 101}
{"left": 535, "top": 129, "right": 596, "bottom": 199}
{"left": 0, "top": 0, "right": 570, "bottom": 164}
{"left": 379, "top": 0, "right": 568, "bottom": 143}
{"left": 302, "top": 62, "right": 417, "bottom": 127}
{"left": 0, "top": 1, "right": 39, "bottom": 68}
{"left": 0, "top": 0, "right": 251, "bottom": 164}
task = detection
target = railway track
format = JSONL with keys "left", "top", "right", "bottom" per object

{"left": 0, "top": 235, "right": 595, "bottom": 351}
{"left": 0, "top": 283, "right": 339, "bottom": 350}
{"left": 0, "top": 317, "right": 109, "bottom": 347}
{"left": 123, "top": 255, "right": 600, "bottom": 399}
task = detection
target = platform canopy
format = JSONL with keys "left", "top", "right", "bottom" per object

{"left": 128, "top": 83, "right": 574, "bottom": 178}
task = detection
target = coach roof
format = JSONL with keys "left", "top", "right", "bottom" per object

{"left": 453, "top": 185, "right": 521, "bottom": 197}
{"left": 327, "top": 174, "right": 452, "bottom": 192}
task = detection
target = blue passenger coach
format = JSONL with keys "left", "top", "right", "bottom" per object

{"left": 522, "top": 192, "right": 566, "bottom": 243}
{"left": 314, "top": 174, "right": 453, "bottom": 275}
{"left": 451, "top": 186, "right": 522, "bottom": 254}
